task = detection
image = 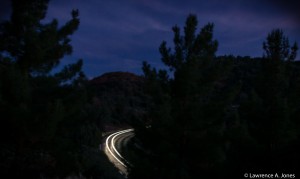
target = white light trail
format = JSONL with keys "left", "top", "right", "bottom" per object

{"left": 105, "top": 129, "right": 134, "bottom": 167}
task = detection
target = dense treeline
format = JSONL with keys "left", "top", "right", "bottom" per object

{"left": 0, "top": 0, "right": 122, "bottom": 178}
{"left": 129, "top": 15, "right": 300, "bottom": 179}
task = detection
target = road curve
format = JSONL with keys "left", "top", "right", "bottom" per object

{"left": 104, "top": 129, "right": 134, "bottom": 176}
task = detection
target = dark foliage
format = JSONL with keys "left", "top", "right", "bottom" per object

{"left": 0, "top": 0, "right": 122, "bottom": 178}
{"left": 129, "top": 15, "right": 300, "bottom": 179}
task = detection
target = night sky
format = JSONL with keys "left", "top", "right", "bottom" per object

{"left": 1, "top": 0, "right": 300, "bottom": 78}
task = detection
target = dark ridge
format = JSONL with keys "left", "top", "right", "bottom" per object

{"left": 90, "top": 72, "right": 143, "bottom": 85}
{"left": 88, "top": 72, "right": 147, "bottom": 125}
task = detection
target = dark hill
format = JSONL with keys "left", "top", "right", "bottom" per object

{"left": 89, "top": 72, "right": 148, "bottom": 126}
{"left": 90, "top": 72, "right": 144, "bottom": 95}
{"left": 90, "top": 72, "right": 142, "bottom": 85}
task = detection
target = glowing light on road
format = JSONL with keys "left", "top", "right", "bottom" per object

{"left": 105, "top": 129, "right": 134, "bottom": 167}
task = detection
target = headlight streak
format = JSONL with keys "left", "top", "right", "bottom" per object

{"left": 105, "top": 129, "right": 134, "bottom": 167}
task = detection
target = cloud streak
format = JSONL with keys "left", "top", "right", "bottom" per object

{"left": 2, "top": 0, "right": 300, "bottom": 77}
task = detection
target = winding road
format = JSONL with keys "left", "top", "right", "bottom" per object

{"left": 104, "top": 129, "right": 134, "bottom": 176}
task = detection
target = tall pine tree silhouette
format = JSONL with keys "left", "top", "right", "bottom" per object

{"left": 0, "top": 1, "right": 105, "bottom": 178}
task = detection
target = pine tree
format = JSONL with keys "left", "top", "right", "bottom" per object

{"left": 257, "top": 29, "right": 298, "bottom": 149}
{"left": 0, "top": 0, "right": 80, "bottom": 75}
{"left": 0, "top": 1, "right": 104, "bottom": 177}
{"left": 132, "top": 14, "right": 238, "bottom": 179}
{"left": 236, "top": 29, "right": 299, "bottom": 173}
